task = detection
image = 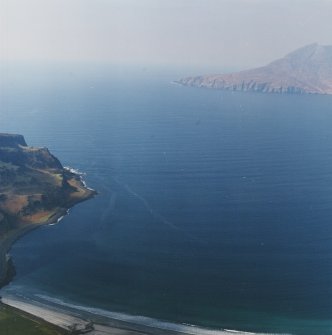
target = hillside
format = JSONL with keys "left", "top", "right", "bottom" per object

{"left": 0, "top": 133, "right": 96, "bottom": 286}
{"left": 177, "top": 44, "right": 332, "bottom": 95}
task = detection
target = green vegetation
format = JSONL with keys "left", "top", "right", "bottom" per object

{"left": 0, "top": 134, "right": 96, "bottom": 334}
{"left": 0, "top": 303, "right": 68, "bottom": 335}
{"left": 0, "top": 133, "right": 96, "bottom": 288}
{"left": 0, "top": 134, "right": 95, "bottom": 232}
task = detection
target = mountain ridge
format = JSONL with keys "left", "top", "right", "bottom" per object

{"left": 177, "top": 44, "right": 332, "bottom": 95}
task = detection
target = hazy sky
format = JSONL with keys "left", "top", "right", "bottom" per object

{"left": 1, "top": 0, "right": 332, "bottom": 69}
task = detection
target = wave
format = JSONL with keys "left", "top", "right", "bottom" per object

{"left": 47, "top": 210, "right": 70, "bottom": 226}
{"left": 33, "top": 294, "right": 289, "bottom": 335}
{"left": 47, "top": 217, "right": 64, "bottom": 226}
{"left": 64, "top": 166, "right": 85, "bottom": 176}
{"left": 64, "top": 166, "right": 95, "bottom": 191}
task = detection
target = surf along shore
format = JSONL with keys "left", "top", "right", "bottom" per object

{"left": 0, "top": 133, "right": 97, "bottom": 287}
{"left": 0, "top": 133, "right": 97, "bottom": 286}
{"left": 1, "top": 293, "right": 278, "bottom": 335}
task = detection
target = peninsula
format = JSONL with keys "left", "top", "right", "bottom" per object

{"left": 0, "top": 133, "right": 96, "bottom": 287}
{"left": 177, "top": 43, "right": 332, "bottom": 95}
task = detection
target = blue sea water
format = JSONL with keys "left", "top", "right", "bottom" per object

{"left": 1, "top": 64, "right": 332, "bottom": 334}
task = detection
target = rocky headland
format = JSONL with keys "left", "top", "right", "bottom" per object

{"left": 177, "top": 43, "right": 332, "bottom": 95}
{"left": 0, "top": 133, "right": 96, "bottom": 287}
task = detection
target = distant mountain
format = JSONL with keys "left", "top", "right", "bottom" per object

{"left": 177, "top": 44, "right": 332, "bottom": 95}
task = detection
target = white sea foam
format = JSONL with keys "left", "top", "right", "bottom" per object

{"left": 47, "top": 217, "right": 64, "bottom": 226}
{"left": 47, "top": 210, "right": 70, "bottom": 226}
{"left": 64, "top": 166, "right": 85, "bottom": 176}
{"left": 64, "top": 166, "right": 95, "bottom": 191}
{"left": 81, "top": 179, "right": 95, "bottom": 191}
{"left": 33, "top": 294, "right": 289, "bottom": 335}
{"left": 224, "top": 330, "right": 256, "bottom": 334}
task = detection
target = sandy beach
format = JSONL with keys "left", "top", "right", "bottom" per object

{"left": 1, "top": 295, "right": 147, "bottom": 335}
{"left": 0, "top": 294, "right": 279, "bottom": 335}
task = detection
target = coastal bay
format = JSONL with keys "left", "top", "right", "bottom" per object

{"left": 1, "top": 294, "right": 275, "bottom": 335}
{"left": 1, "top": 67, "right": 332, "bottom": 334}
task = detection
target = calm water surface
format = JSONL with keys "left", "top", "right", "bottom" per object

{"left": 1, "top": 64, "right": 332, "bottom": 334}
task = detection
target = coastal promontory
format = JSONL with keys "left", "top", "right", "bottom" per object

{"left": 177, "top": 43, "right": 332, "bottom": 95}
{"left": 0, "top": 133, "right": 96, "bottom": 286}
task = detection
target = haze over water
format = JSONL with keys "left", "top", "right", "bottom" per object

{"left": 1, "top": 65, "right": 332, "bottom": 334}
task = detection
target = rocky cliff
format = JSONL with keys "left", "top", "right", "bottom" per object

{"left": 177, "top": 44, "right": 332, "bottom": 95}
{"left": 0, "top": 134, "right": 96, "bottom": 285}
{"left": 0, "top": 134, "right": 96, "bottom": 228}
{"left": 0, "top": 133, "right": 62, "bottom": 170}
{"left": 0, "top": 134, "right": 27, "bottom": 147}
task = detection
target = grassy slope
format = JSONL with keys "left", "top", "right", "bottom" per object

{"left": 0, "top": 303, "right": 68, "bottom": 335}
{"left": 0, "top": 137, "right": 96, "bottom": 334}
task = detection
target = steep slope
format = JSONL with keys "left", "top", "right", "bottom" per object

{"left": 0, "top": 133, "right": 96, "bottom": 286}
{"left": 177, "top": 44, "right": 332, "bottom": 95}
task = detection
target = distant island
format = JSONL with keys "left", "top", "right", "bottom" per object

{"left": 0, "top": 133, "right": 96, "bottom": 287}
{"left": 177, "top": 43, "right": 332, "bottom": 95}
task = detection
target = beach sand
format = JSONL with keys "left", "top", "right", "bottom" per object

{"left": 1, "top": 295, "right": 148, "bottom": 335}
{"left": 0, "top": 294, "right": 276, "bottom": 335}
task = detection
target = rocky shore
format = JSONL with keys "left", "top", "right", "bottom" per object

{"left": 177, "top": 43, "right": 332, "bottom": 95}
{"left": 0, "top": 133, "right": 96, "bottom": 287}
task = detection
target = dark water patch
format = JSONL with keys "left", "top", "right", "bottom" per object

{"left": 1, "top": 65, "right": 332, "bottom": 334}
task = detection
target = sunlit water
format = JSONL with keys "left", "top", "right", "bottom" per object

{"left": 1, "top": 64, "right": 332, "bottom": 334}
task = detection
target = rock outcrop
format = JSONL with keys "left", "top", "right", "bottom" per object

{"left": 0, "top": 134, "right": 96, "bottom": 286}
{"left": 0, "top": 134, "right": 27, "bottom": 147}
{"left": 0, "top": 135, "right": 62, "bottom": 170}
{"left": 177, "top": 44, "right": 332, "bottom": 95}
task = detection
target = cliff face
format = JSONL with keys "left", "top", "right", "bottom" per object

{"left": 0, "top": 134, "right": 95, "bottom": 232}
{"left": 0, "top": 134, "right": 96, "bottom": 287}
{"left": 0, "top": 133, "right": 62, "bottom": 170}
{"left": 177, "top": 44, "right": 332, "bottom": 95}
{"left": 0, "top": 134, "right": 27, "bottom": 147}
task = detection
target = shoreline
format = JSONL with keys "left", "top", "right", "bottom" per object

{"left": 0, "top": 209, "right": 68, "bottom": 286}
{"left": 0, "top": 162, "right": 290, "bottom": 335}
{"left": 0, "top": 180, "right": 273, "bottom": 335}
{"left": 0, "top": 172, "right": 96, "bottom": 288}
{"left": 0, "top": 173, "right": 290, "bottom": 335}
{"left": 0, "top": 293, "right": 279, "bottom": 335}
{"left": 0, "top": 207, "right": 71, "bottom": 289}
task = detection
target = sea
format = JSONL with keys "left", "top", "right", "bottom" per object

{"left": 1, "top": 63, "right": 332, "bottom": 335}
